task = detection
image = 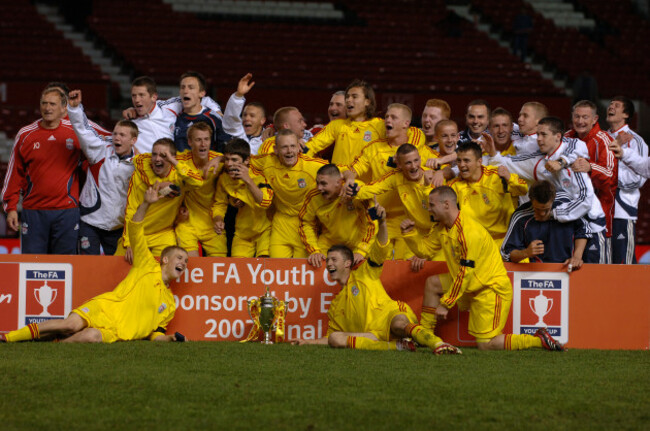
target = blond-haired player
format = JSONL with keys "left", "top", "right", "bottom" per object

{"left": 116, "top": 138, "right": 204, "bottom": 263}
{"left": 250, "top": 129, "right": 328, "bottom": 257}
{"left": 513, "top": 101, "right": 548, "bottom": 155}
{"left": 1, "top": 183, "right": 188, "bottom": 343}
{"left": 300, "top": 164, "right": 375, "bottom": 268}
{"left": 294, "top": 200, "right": 459, "bottom": 354}
{"left": 401, "top": 186, "right": 565, "bottom": 351}
{"left": 257, "top": 106, "right": 308, "bottom": 154}
{"left": 174, "top": 122, "right": 226, "bottom": 256}
{"left": 212, "top": 138, "right": 273, "bottom": 257}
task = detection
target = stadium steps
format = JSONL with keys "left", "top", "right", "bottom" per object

{"left": 524, "top": 0, "right": 596, "bottom": 29}
{"left": 446, "top": 3, "right": 568, "bottom": 96}
{"left": 35, "top": 2, "right": 133, "bottom": 100}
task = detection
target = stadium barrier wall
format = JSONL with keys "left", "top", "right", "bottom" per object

{"left": 0, "top": 255, "right": 647, "bottom": 350}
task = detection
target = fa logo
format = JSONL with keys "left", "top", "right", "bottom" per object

{"left": 33, "top": 142, "right": 40, "bottom": 150}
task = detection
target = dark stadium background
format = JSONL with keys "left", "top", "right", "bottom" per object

{"left": 1, "top": 0, "right": 649, "bottom": 250}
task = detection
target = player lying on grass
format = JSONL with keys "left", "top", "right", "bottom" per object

{"left": 294, "top": 197, "right": 461, "bottom": 354}
{"left": 401, "top": 186, "right": 565, "bottom": 351}
{"left": 1, "top": 183, "right": 187, "bottom": 343}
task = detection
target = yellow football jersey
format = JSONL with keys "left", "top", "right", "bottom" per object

{"left": 306, "top": 118, "right": 384, "bottom": 165}
{"left": 448, "top": 165, "right": 527, "bottom": 240}
{"left": 403, "top": 210, "right": 512, "bottom": 309}
{"left": 176, "top": 150, "right": 223, "bottom": 231}
{"left": 72, "top": 219, "right": 176, "bottom": 342}
{"left": 327, "top": 237, "right": 417, "bottom": 339}
{"left": 121, "top": 154, "right": 203, "bottom": 249}
{"left": 250, "top": 153, "right": 327, "bottom": 217}
{"left": 349, "top": 128, "right": 434, "bottom": 183}
{"left": 211, "top": 167, "right": 273, "bottom": 241}
{"left": 298, "top": 186, "right": 375, "bottom": 256}
{"left": 258, "top": 135, "right": 276, "bottom": 155}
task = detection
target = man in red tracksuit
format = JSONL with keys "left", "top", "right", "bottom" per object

{"left": 565, "top": 99, "right": 617, "bottom": 264}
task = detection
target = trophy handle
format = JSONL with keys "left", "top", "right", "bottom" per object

{"left": 51, "top": 289, "right": 58, "bottom": 305}
{"left": 246, "top": 299, "right": 254, "bottom": 321}
{"left": 547, "top": 298, "right": 553, "bottom": 314}
{"left": 34, "top": 288, "right": 40, "bottom": 304}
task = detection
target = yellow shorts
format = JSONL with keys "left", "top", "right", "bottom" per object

{"left": 468, "top": 288, "right": 512, "bottom": 341}
{"left": 114, "top": 229, "right": 176, "bottom": 257}
{"left": 387, "top": 217, "right": 414, "bottom": 260}
{"left": 369, "top": 300, "right": 419, "bottom": 341}
{"left": 71, "top": 305, "right": 119, "bottom": 344}
{"left": 270, "top": 213, "right": 308, "bottom": 258}
{"left": 175, "top": 221, "right": 227, "bottom": 257}
{"left": 232, "top": 227, "right": 271, "bottom": 257}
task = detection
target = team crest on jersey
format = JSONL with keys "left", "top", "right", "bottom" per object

{"left": 66, "top": 138, "right": 74, "bottom": 150}
{"left": 297, "top": 178, "right": 306, "bottom": 188}
{"left": 351, "top": 285, "right": 359, "bottom": 296}
{"left": 21, "top": 222, "right": 28, "bottom": 235}
{"left": 363, "top": 131, "right": 372, "bottom": 142}
{"left": 159, "top": 303, "right": 167, "bottom": 313}
{"left": 482, "top": 193, "right": 490, "bottom": 205}
{"left": 562, "top": 178, "right": 571, "bottom": 189}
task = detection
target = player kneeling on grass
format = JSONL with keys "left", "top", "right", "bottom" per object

{"left": 1, "top": 183, "right": 187, "bottom": 344}
{"left": 401, "top": 186, "right": 565, "bottom": 351}
{"left": 294, "top": 200, "right": 460, "bottom": 354}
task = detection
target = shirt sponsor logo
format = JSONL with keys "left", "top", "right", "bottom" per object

{"left": 33, "top": 142, "right": 41, "bottom": 149}
{"left": 48, "top": 135, "right": 56, "bottom": 141}
{"left": 513, "top": 272, "right": 569, "bottom": 345}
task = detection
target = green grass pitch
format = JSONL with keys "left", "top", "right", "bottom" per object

{"left": 0, "top": 342, "right": 648, "bottom": 430}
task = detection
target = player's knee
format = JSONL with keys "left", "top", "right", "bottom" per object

{"left": 62, "top": 315, "right": 85, "bottom": 334}
{"left": 328, "top": 333, "right": 346, "bottom": 348}
{"left": 424, "top": 276, "right": 443, "bottom": 296}
{"left": 476, "top": 338, "right": 499, "bottom": 351}
{"left": 476, "top": 341, "right": 491, "bottom": 351}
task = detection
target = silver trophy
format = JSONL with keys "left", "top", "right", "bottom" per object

{"left": 529, "top": 290, "right": 553, "bottom": 327}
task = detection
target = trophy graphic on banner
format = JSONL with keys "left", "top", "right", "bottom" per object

{"left": 34, "top": 281, "right": 58, "bottom": 316}
{"left": 529, "top": 290, "right": 553, "bottom": 327}
{"left": 242, "top": 287, "right": 286, "bottom": 344}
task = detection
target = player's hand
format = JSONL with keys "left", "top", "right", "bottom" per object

{"left": 545, "top": 160, "right": 562, "bottom": 173}
{"left": 213, "top": 217, "right": 225, "bottom": 235}
{"left": 202, "top": 155, "right": 222, "bottom": 178}
{"left": 292, "top": 339, "right": 316, "bottom": 346}
{"left": 616, "top": 131, "right": 633, "bottom": 147}
{"left": 400, "top": 218, "right": 416, "bottom": 235}
{"left": 426, "top": 158, "right": 443, "bottom": 170}
{"left": 68, "top": 90, "right": 82, "bottom": 108}
{"left": 231, "top": 162, "right": 251, "bottom": 182}
{"left": 298, "top": 138, "right": 307, "bottom": 151}
{"left": 571, "top": 157, "right": 591, "bottom": 173}
{"left": 480, "top": 132, "right": 496, "bottom": 157}
{"left": 563, "top": 256, "right": 583, "bottom": 273}
{"left": 497, "top": 165, "right": 510, "bottom": 181}
{"left": 608, "top": 139, "right": 623, "bottom": 158}
{"left": 527, "top": 239, "right": 544, "bottom": 258}
{"left": 261, "top": 126, "right": 274, "bottom": 141}
{"left": 175, "top": 205, "right": 189, "bottom": 225}
{"left": 373, "top": 195, "right": 386, "bottom": 222}
{"left": 124, "top": 247, "right": 134, "bottom": 265}
{"left": 408, "top": 256, "right": 426, "bottom": 272}
{"left": 159, "top": 150, "right": 178, "bottom": 166}
{"left": 231, "top": 198, "right": 245, "bottom": 208}
{"left": 236, "top": 73, "right": 255, "bottom": 98}
{"left": 6, "top": 210, "right": 19, "bottom": 231}
{"left": 426, "top": 170, "right": 445, "bottom": 187}
{"left": 144, "top": 182, "right": 162, "bottom": 204}
{"left": 307, "top": 252, "right": 325, "bottom": 268}
{"left": 353, "top": 253, "right": 365, "bottom": 266}
{"left": 435, "top": 305, "right": 449, "bottom": 320}
{"left": 122, "top": 107, "right": 137, "bottom": 119}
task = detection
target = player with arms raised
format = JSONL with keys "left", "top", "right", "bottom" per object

{"left": 1, "top": 183, "right": 187, "bottom": 343}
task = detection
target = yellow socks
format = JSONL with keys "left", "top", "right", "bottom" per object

{"left": 420, "top": 306, "right": 437, "bottom": 332}
{"left": 405, "top": 323, "right": 443, "bottom": 349}
{"left": 6, "top": 323, "right": 40, "bottom": 342}
{"left": 346, "top": 336, "right": 397, "bottom": 351}
{"left": 504, "top": 334, "right": 542, "bottom": 350}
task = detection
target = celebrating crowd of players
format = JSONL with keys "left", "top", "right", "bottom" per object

{"left": 1, "top": 72, "right": 648, "bottom": 350}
